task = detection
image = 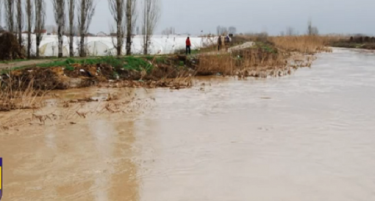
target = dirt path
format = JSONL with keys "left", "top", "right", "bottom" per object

{"left": 0, "top": 54, "right": 176, "bottom": 71}
{"left": 0, "top": 59, "right": 61, "bottom": 70}
{"left": 0, "top": 42, "right": 254, "bottom": 71}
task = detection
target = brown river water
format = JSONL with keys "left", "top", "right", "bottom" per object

{"left": 1, "top": 48, "right": 375, "bottom": 200}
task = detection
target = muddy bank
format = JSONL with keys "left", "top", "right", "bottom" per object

{"left": 1, "top": 56, "right": 195, "bottom": 90}
{"left": 1, "top": 52, "right": 310, "bottom": 91}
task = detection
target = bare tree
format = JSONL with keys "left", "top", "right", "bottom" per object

{"left": 68, "top": 0, "right": 75, "bottom": 57}
{"left": 141, "top": 0, "right": 160, "bottom": 55}
{"left": 4, "top": 0, "right": 14, "bottom": 32}
{"left": 217, "top": 26, "right": 230, "bottom": 35}
{"left": 307, "top": 20, "right": 319, "bottom": 36}
{"left": 286, "top": 27, "right": 296, "bottom": 36}
{"left": 228, "top": 26, "right": 236, "bottom": 35}
{"left": 0, "top": 2, "right": 2, "bottom": 28}
{"left": 77, "top": 0, "right": 96, "bottom": 57}
{"left": 221, "top": 27, "right": 228, "bottom": 35}
{"left": 53, "top": 0, "right": 66, "bottom": 58}
{"left": 34, "top": 0, "right": 45, "bottom": 58}
{"left": 26, "top": 0, "right": 34, "bottom": 58}
{"left": 126, "top": 0, "right": 137, "bottom": 55}
{"left": 216, "top": 26, "right": 221, "bottom": 35}
{"left": 16, "top": 0, "right": 23, "bottom": 45}
{"left": 307, "top": 20, "right": 312, "bottom": 35}
{"left": 109, "top": 0, "right": 125, "bottom": 56}
{"left": 161, "top": 27, "right": 175, "bottom": 35}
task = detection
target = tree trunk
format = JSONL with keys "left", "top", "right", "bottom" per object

{"left": 69, "top": 32, "right": 74, "bottom": 57}
{"left": 69, "top": 0, "right": 74, "bottom": 57}
{"left": 27, "top": 0, "right": 32, "bottom": 58}
{"left": 69, "top": 32, "right": 73, "bottom": 58}
{"left": 54, "top": 0, "right": 65, "bottom": 58}
{"left": 17, "top": 0, "right": 22, "bottom": 46}
{"left": 58, "top": 25, "right": 63, "bottom": 57}
{"left": 143, "top": 35, "right": 148, "bottom": 55}
{"left": 126, "top": 0, "right": 132, "bottom": 55}
{"left": 117, "top": 24, "right": 122, "bottom": 56}
{"left": 36, "top": 37, "right": 40, "bottom": 57}
{"left": 80, "top": 34, "right": 85, "bottom": 57}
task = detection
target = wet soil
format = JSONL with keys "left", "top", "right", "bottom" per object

{"left": 1, "top": 48, "right": 375, "bottom": 200}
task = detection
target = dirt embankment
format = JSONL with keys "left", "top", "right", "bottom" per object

{"left": 1, "top": 55, "right": 195, "bottom": 91}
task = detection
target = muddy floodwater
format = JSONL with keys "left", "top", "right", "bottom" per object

{"left": 1, "top": 48, "right": 375, "bottom": 200}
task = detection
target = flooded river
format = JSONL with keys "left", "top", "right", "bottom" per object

{"left": 1, "top": 48, "right": 375, "bottom": 200}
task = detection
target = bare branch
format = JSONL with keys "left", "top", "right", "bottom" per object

{"left": 0, "top": 2, "right": 3, "bottom": 27}
{"left": 125, "top": 0, "right": 137, "bottom": 55}
{"left": 108, "top": 0, "right": 125, "bottom": 56}
{"left": 4, "top": 0, "right": 15, "bottom": 32}
{"left": 77, "top": 0, "right": 96, "bottom": 57}
{"left": 26, "top": 0, "right": 34, "bottom": 58}
{"left": 68, "top": 0, "right": 75, "bottom": 57}
{"left": 16, "top": 0, "right": 23, "bottom": 45}
{"left": 142, "top": 0, "right": 160, "bottom": 55}
{"left": 34, "top": 0, "right": 45, "bottom": 58}
{"left": 53, "top": 0, "right": 66, "bottom": 58}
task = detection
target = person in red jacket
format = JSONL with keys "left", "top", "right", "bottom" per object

{"left": 186, "top": 37, "right": 191, "bottom": 55}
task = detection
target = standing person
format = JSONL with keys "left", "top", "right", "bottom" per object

{"left": 186, "top": 37, "right": 191, "bottom": 55}
{"left": 225, "top": 35, "right": 230, "bottom": 51}
{"left": 218, "top": 36, "right": 222, "bottom": 51}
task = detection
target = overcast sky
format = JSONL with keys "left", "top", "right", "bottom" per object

{"left": 19, "top": 0, "right": 375, "bottom": 36}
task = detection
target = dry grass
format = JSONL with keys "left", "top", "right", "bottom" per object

{"left": 0, "top": 73, "right": 48, "bottom": 111}
{"left": 270, "top": 35, "right": 333, "bottom": 54}
{"left": 196, "top": 52, "right": 290, "bottom": 79}
{"left": 195, "top": 35, "right": 334, "bottom": 78}
{"left": 196, "top": 54, "right": 234, "bottom": 75}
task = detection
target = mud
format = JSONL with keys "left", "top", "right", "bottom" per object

{"left": 1, "top": 48, "right": 375, "bottom": 200}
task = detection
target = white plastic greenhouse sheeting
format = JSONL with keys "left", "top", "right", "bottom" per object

{"left": 19, "top": 34, "right": 216, "bottom": 56}
{"left": 86, "top": 41, "right": 111, "bottom": 56}
{"left": 21, "top": 34, "right": 217, "bottom": 56}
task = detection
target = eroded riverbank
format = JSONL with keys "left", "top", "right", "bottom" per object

{"left": 1, "top": 48, "right": 375, "bottom": 201}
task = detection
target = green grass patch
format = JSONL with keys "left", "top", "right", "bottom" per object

{"left": 254, "top": 42, "right": 278, "bottom": 53}
{"left": 191, "top": 49, "right": 200, "bottom": 55}
{"left": 32, "top": 56, "right": 154, "bottom": 72}
{"left": 145, "top": 56, "right": 154, "bottom": 61}
{"left": 123, "top": 56, "right": 153, "bottom": 72}
{"left": 0, "top": 58, "right": 29, "bottom": 63}
{"left": 155, "top": 56, "right": 167, "bottom": 64}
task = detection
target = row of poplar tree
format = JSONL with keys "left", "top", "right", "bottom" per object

{"left": 0, "top": 0, "right": 160, "bottom": 58}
